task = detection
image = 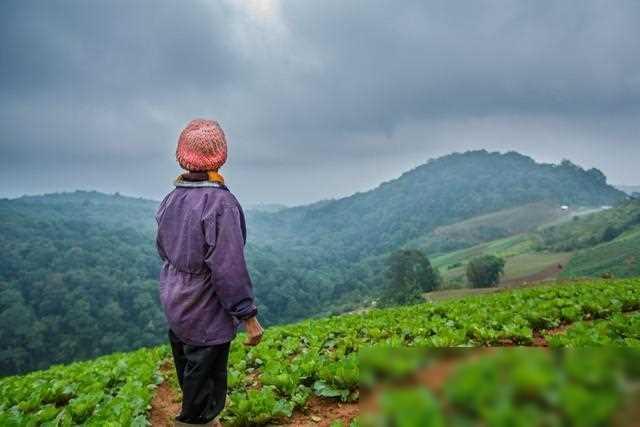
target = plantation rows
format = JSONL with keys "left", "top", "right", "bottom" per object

{"left": 216, "top": 279, "right": 640, "bottom": 424}
{"left": 546, "top": 311, "right": 640, "bottom": 347}
{"left": 0, "top": 347, "right": 165, "bottom": 426}
{"left": 0, "top": 278, "right": 639, "bottom": 425}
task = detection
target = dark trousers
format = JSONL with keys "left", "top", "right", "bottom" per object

{"left": 168, "top": 329, "right": 231, "bottom": 424}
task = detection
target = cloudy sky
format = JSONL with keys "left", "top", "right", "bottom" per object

{"left": 1, "top": 1, "right": 639, "bottom": 205}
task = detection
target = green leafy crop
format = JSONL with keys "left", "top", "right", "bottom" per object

{"left": 2, "top": 278, "right": 640, "bottom": 425}
{"left": 0, "top": 347, "right": 165, "bottom": 426}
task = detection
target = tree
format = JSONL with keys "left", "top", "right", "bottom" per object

{"left": 466, "top": 255, "right": 505, "bottom": 288}
{"left": 379, "top": 250, "right": 441, "bottom": 307}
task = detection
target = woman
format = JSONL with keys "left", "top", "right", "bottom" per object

{"left": 155, "top": 119, "right": 264, "bottom": 426}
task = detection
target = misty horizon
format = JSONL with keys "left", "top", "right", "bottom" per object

{"left": 2, "top": 149, "right": 636, "bottom": 208}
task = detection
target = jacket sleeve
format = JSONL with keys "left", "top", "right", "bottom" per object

{"left": 203, "top": 204, "right": 258, "bottom": 321}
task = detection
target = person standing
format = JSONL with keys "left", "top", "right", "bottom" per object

{"left": 156, "top": 119, "right": 264, "bottom": 426}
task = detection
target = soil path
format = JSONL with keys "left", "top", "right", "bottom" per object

{"left": 283, "top": 396, "right": 359, "bottom": 427}
{"left": 501, "top": 262, "right": 566, "bottom": 287}
{"left": 150, "top": 360, "right": 182, "bottom": 427}
{"left": 425, "top": 272, "right": 580, "bottom": 303}
{"left": 149, "top": 359, "right": 358, "bottom": 426}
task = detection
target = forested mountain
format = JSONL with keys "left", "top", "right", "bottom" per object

{"left": 0, "top": 193, "right": 163, "bottom": 375}
{"left": 0, "top": 151, "right": 627, "bottom": 375}
{"left": 248, "top": 151, "right": 625, "bottom": 263}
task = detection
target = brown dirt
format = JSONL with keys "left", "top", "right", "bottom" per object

{"left": 425, "top": 275, "right": 585, "bottom": 303}
{"left": 500, "top": 262, "right": 566, "bottom": 287}
{"left": 530, "top": 335, "right": 548, "bottom": 347}
{"left": 282, "top": 396, "right": 359, "bottom": 427}
{"left": 245, "top": 369, "right": 262, "bottom": 390}
{"left": 532, "top": 324, "right": 571, "bottom": 347}
{"left": 150, "top": 360, "right": 182, "bottom": 427}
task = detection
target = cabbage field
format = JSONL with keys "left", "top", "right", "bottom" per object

{"left": 0, "top": 347, "right": 165, "bottom": 426}
{"left": 1, "top": 278, "right": 639, "bottom": 426}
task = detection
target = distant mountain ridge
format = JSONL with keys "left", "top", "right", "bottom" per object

{"left": 248, "top": 150, "right": 625, "bottom": 262}
{"left": 244, "top": 203, "right": 288, "bottom": 213}
{"left": 1, "top": 190, "right": 158, "bottom": 231}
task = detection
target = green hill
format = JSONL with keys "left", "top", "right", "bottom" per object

{"left": 430, "top": 233, "right": 570, "bottom": 287}
{"left": 403, "top": 202, "right": 565, "bottom": 255}
{"left": 249, "top": 151, "right": 625, "bottom": 263}
{"left": 533, "top": 200, "right": 640, "bottom": 279}
{"left": 0, "top": 192, "right": 165, "bottom": 376}
{"left": 427, "top": 200, "right": 640, "bottom": 288}
{"left": 0, "top": 190, "right": 158, "bottom": 232}
{"left": 535, "top": 200, "right": 640, "bottom": 252}
{"left": 561, "top": 228, "right": 640, "bottom": 278}
{"left": 246, "top": 150, "right": 627, "bottom": 321}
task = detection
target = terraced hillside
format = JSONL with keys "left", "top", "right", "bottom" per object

{"left": 428, "top": 200, "right": 640, "bottom": 288}
{"left": 561, "top": 227, "right": 640, "bottom": 278}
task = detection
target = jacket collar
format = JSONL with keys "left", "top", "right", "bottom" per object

{"left": 174, "top": 171, "right": 226, "bottom": 189}
{"left": 174, "top": 180, "right": 226, "bottom": 189}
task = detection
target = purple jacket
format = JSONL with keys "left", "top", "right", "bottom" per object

{"left": 155, "top": 182, "right": 258, "bottom": 346}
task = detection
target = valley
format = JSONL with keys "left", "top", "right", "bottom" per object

{"left": 0, "top": 150, "right": 636, "bottom": 377}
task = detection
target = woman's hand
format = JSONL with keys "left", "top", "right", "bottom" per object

{"left": 243, "top": 317, "right": 264, "bottom": 346}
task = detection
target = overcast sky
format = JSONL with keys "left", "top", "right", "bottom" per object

{"left": 1, "top": 1, "right": 639, "bottom": 205}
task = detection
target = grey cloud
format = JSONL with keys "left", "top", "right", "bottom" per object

{"left": 1, "top": 0, "right": 639, "bottom": 205}
{"left": 277, "top": 1, "right": 640, "bottom": 125}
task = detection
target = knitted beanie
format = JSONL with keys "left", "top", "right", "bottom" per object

{"left": 176, "top": 119, "right": 228, "bottom": 171}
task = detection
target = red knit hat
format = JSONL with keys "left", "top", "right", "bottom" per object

{"left": 176, "top": 119, "right": 228, "bottom": 171}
